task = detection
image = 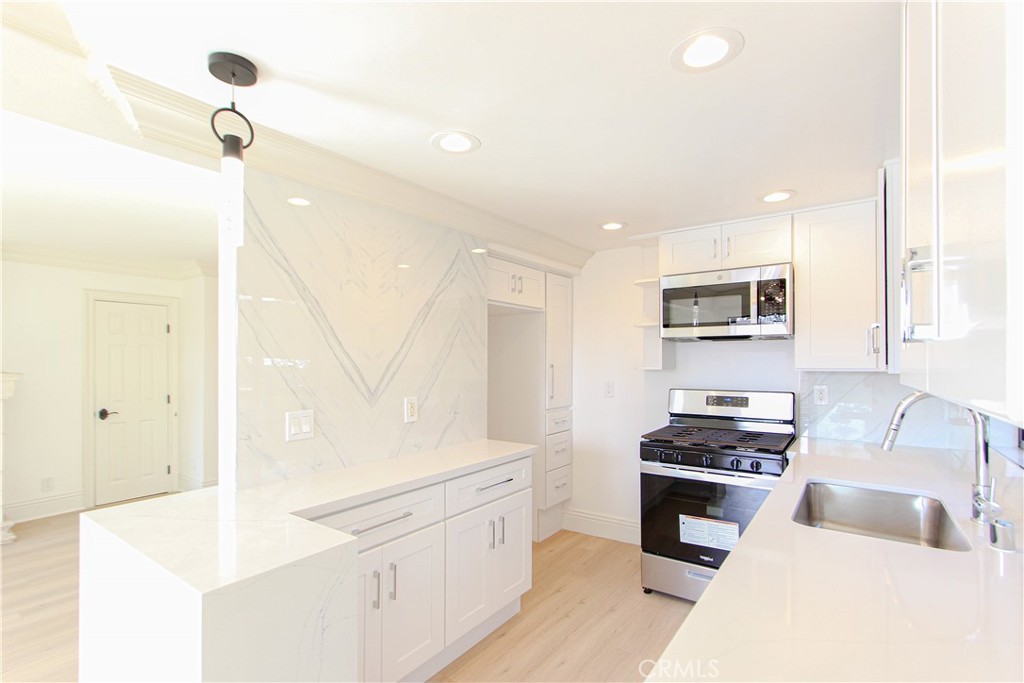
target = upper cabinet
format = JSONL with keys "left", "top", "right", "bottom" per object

{"left": 900, "top": 0, "right": 1023, "bottom": 425}
{"left": 487, "top": 257, "right": 545, "bottom": 309}
{"left": 794, "top": 201, "right": 885, "bottom": 371}
{"left": 659, "top": 215, "right": 792, "bottom": 275}
{"left": 545, "top": 273, "right": 572, "bottom": 409}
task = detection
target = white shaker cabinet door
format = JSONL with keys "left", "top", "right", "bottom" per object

{"left": 659, "top": 225, "right": 721, "bottom": 275}
{"left": 545, "top": 273, "right": 572, "bottom": 410}
{"left": 380, "top": 523, "right": 445, "bottom": 682}
{"left": 357, "top": 549, "right": 384, "bottom": 683}
{"left": 720, "top": 215, "right": 792, "bottom": 269}
{"left": 444, "top": 501, "right": 495, "bottom": 646}
{"left": 492, "top": 489, "right": 532, "bottom": 607}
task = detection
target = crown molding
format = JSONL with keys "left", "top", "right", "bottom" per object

{"left": 109, "top": 69, "right": 593, "bottom": 269}
{"left": 0, "top": 4, "right": 86, "bottom": 58}
{"left": 1, "top": 243, "right": 212, "bottom": 280}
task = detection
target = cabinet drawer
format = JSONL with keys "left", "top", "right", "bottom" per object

{"left": 545, "top": 432, "right": 572, "bottom": 471}
{"left": 544, "top": 466, "right": 572, "bottom": 507}
{"left": 545, "top": 408, "right": 572, "bottom": 435}
{"left": 311, "top": 483, "right": 444, "bottom": 551}
{"left": 446, "top": 458, "right": 532, "bottom": 517}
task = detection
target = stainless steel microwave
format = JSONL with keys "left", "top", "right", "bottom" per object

{"left": 661, "top": 264, "right": 792, "bottom": 340}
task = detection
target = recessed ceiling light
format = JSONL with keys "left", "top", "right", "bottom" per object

{"left": 670, "top": 28, "right": 745, "bottom": 72}
{"left": 762, "top": 190, "right": 797, "bottom": 203}
{"left": 397, "top": 263, "right": 412, "bottom": 269}
{"left": 471, "top": 248, "right": 488, "bottom": 254}
{"left": 430, "top": 131, "right": 481, "bottom": 154}
{"left": 601, "top": 222, "right": 626, "bottom": 231}
{"left": 287, "top": 197, "right": 311, "bottom": 206}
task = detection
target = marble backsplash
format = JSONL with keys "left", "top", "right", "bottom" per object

{"left": 236, "top": 169, "right": 488, "bottom": 487}
{"left": 799, "top": 371, "right": 1022, "bottom": 464}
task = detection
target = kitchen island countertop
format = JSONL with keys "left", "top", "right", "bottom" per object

{"left": 647, "top": 437, "right": 1023, "bottom": 682}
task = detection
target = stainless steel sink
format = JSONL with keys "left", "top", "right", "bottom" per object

{"left": 792, "top": 481, "right": 971, "bottom": 551}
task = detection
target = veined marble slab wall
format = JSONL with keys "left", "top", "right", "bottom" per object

{"left": 237, "top": 169, "right": 487, "bottom": 487}
{"left": 799, "top": 371, "right": 1020, "bottom": 461}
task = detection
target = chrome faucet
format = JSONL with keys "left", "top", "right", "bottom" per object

{"left": 881, "top": 391, "right": 996, "bottom": 524}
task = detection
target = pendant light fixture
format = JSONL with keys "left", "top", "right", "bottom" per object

{"left": 208, "top": 51, "right": 257, "bottom": 498}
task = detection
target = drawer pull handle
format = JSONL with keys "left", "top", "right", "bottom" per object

{"left": 351, "top": 510, "right": 413, "bottom": 536}
{"left": 476, "top": 477, "right": 514, "bottom": 493}
{"left": 555, "top": 483, "right": 568, "bottom": 489}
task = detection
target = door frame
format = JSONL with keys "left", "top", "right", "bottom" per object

{"left": 83, "top": 290, "right": 180, "bottom": 509}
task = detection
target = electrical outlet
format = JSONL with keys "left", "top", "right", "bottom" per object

{"left": 603, "top": 381, "right": 615, "bottom": 398}
{"left": 404, "top": 396, "right": 419, "bottom": 423}
{"left": 41, "top": 476, "right": 54, "bottom": 493}
{"left": 813, "top": 385, "right": 830, "bottom": 406}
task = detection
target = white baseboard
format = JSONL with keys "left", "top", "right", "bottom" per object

{"left": 4, "top": 491, "right": 85, "bottom": 523}
{"left": 178, "top": 475, "right": 217, "bottom": 491}
{"left": 562, "top": 507, "right": 640, "bottom": 545}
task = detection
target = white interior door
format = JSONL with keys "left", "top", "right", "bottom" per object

{"left": 94, "top": 300, "right": 171, "bottom": 505}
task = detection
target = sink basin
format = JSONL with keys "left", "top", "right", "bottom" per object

{"left": 792, "top": 481, "right": 971, "bottom": 551}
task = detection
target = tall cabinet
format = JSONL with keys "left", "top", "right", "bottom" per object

{"left": 487, "top": 258, "right": 575, "bottom": 541}
{"left": 899, "top": 0, "right": 1023, "bottom": 426}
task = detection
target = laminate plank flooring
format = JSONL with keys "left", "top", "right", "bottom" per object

{"left": 433, "top": 530, "right": 692, "bottom": 683}
{"left": 1, "top": 517, "right": 692, "bottom": 683}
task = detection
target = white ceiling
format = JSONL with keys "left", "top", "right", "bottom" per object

{"left": 2, "top": 1, "right": 901, "bottom": 263}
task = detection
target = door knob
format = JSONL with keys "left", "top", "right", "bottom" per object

{"left": 98, "top": 408, "right": 119, "bottom": 420}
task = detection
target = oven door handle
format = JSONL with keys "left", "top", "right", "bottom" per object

{"left": 640, "top": 461, "right": 777, "bottom": 490}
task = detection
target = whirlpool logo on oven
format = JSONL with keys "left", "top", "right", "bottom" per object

{"left": 699, "top": 554, "right": 715, "bottom": 564}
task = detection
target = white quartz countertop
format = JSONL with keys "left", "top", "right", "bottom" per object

{"left": 647, "top": 437, "right": 1023, "bottom": 682}
{"left": 82, "top": 439, "right": 536, "bottom": 593}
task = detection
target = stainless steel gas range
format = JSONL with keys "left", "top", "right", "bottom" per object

{"left": 640, "top": 388, "right": 796, "bottom": 602}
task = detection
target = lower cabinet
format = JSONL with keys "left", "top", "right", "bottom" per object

{"left": 357, "top": 523, "right": 445, "bottom": 683}
{"left": 444, "top": 488, "right": 532, "bottom": 645}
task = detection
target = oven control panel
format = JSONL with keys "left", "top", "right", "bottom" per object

{"left": 640, "top": 444, "right": 786, "bottom": 477}
{"left": 705, "top": 395, "right": 749, "bottom": 408}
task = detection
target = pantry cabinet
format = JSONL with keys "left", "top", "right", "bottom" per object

{"left": 357, "top": 523, "right": 445, "bottom": 682}
{"left": 545, "top": 273, "right": 572, "bottom": 409}
{"left": 444, "top": 489, "right": 532, "bottom": 645}
{"left": 487, "top": 257, "right": 545, "bottom": 309}
{"left": 794, "top": 201, "right": 885, "bottom": 370}
{"left": 899, "top": 0, "right": 1023, "bottom": 425}
{"left": 659, "top": 215, "right": 792, "bottom": 275}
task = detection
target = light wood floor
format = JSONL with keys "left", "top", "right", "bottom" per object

{"left": 433, "top": 530, "right": 692, "bottom": 683}
{"left": 1, "top": 517, "right": 691, "bottom": 683}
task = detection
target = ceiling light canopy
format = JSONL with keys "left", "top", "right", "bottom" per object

{"left": 601, "top": 222, "right": 625, "bottom": 231}
{"left": 471, "top": 248, "right": 488, "bottom": 254}
{"left": 287, "top": 197, "right": 311, "bottom": 207}
{"left": 431, "top": 131, "right": 481, "bottom": 154}
{"left": 762, "top": 190, "right": 797, "bottom": 203}
{"left": 671, "top": 28, "right": 745, "bottom": 72}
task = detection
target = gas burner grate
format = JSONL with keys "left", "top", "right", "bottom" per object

{"left": 642, "top": 425, "right": 793, "bottom": 453}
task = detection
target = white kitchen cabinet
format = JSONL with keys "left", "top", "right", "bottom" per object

{"left": 899, "top": 0, "right": 1023, "bottom": 425}
{"left": 659, "top": 215, "right": 792, "bottom": 275}
{"left": 545, "top": 273, "right": 572, "bottom": 409}
{"left": 487, "top": 257, "right": 545, "bottom": 309}
{"left": 444, "top": 488, "right": 532, "bottom": 646}
{"left": 794, "top": 201, "right": 885, "bottom": 370}
{"left": 357, "top": 523, "right": 445, "bottom": 683}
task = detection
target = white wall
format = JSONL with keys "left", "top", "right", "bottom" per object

{"left": 235, "top": 169, "right": 488, "bottom": 488}
{"left": 568, "top": 245, "right": 1021, "bottom": 544}
{"left": 178, "top": 274, "right": 218, "bottom": 490}
{"left": 0, "top": 259, "right": 216, "bottom": 521}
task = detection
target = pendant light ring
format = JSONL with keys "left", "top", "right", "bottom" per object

{"left": 210, "top": 106, "right": 255, "bottom": 149}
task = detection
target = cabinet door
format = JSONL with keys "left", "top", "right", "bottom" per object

{"left": 659, "top": 226, "right": 721, "bottom": 275}
{"left": 487, "top": 258, "right": 544, "bottom": 309}
{"left": 545, "top": 273, "right": 572, "bottom": 409}
{"left": 721, "top": 215, "right": 792, "bottom": 269}
{"left": 493, "top": 489, "right": 532, "bottom": 608}
{"left": 794, "top": 202, "right": 883, "bottom": 370}
{"left": 444, "top": 501, "right": 495, "bottom": 645}
{"left": 380, "top": 523, "right": 444, "bottom": 682}
{"left": 357, "top": 550, "right": 383, "bottom": 683}
{"left": 517, "top": 267, "right": 546, "bottom": 309}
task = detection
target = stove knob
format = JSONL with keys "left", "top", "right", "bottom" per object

{"left": 660, "top": 451, "right": 674, "bottom": 464}
{"left": 701, "top": 454, "right": 714, "bottom": 468}
{"left": 750, "top": 460, "right": 763, "bottom": 473}
{"left": 729, "top": 458, "right": 742, "bottom": 471}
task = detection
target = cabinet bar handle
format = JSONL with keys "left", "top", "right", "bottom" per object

{"left": 476, "top": 477, "right": 514, "bottom": 493}
{"left": 725, "top": 236, "right": 732, "bottom": 258}
{"left": 389, "top": 562, "right": 398, "bottom": 601}
{"left": 372, "top": 569, "right": 381, "bottom": 609}
{"left": 555, "top": 483, "right": 568, "bottom": 489}
{"left": 500, "top": 515, "right": 506, "bottom": 545}
{"left": 549, "top": 364, "right": 555, "bottom": 400}
{"left": 869, "top": 322, "right": 881, "bottom": 355}
{"left": 489, "top": 520, "right": 496, "bottom": 550}
{"left": 902, "top": 246, "right": 937, "bottom": 342}
{"left": 351, "top": 510, "right": 413, "bottom": 536}
{"left": 712, "top": 238, "right": 718, "bottom": 260}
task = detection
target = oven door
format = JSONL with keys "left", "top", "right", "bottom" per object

{"left": 640, "top": 462, "right": 773, "bottom": 569}
{"left": 661, "top": 268, "right": 759, "bottom": 339}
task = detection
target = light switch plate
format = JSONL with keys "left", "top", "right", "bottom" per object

{"left": 285, "top": 409, "right": 314, "bottom": 442}
{"left": 404, "top": 397, "right": 418, "bottom": 423}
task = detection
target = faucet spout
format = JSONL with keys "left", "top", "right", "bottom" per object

{"left": 967, "top": 409, "right": 994, "bottom": 523}
{"left": 880, "top": 390, "right": 931, "bottom": 451}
